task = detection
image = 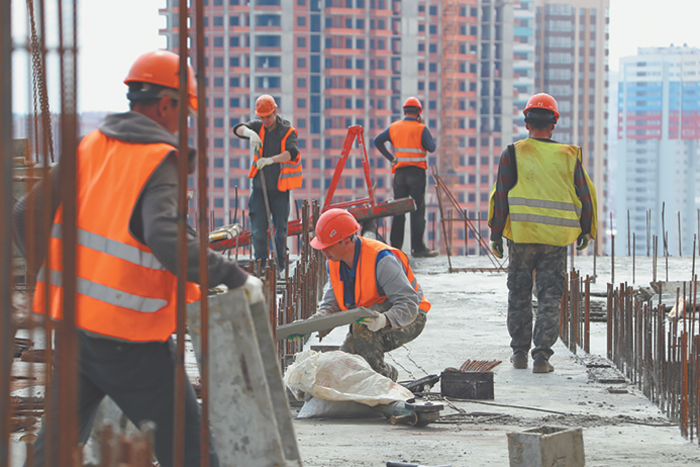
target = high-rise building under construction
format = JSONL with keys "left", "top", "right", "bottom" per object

{"left": 159, "top": 0, "right": 608, "bottom": 256}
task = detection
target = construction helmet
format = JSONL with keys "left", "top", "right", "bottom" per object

{"left": 310, "top": 208, "right": 361, "bottom": 250}
{"left": 124, "top": 50, "right": 198, "bottom": 111}
{"left": 403, "top": 96, "right": 423, "bottom": 113}
{"left": 523, "top": 93, "right": 559, "bottom": 122}
{"left": 255, "top": 94, "right": 278, "bottom": 117}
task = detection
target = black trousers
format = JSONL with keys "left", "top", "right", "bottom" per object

{"left": 28, "top": 332, "right": 218, "bottom": 467}
{"left": 390, "top": 166, "right": 428, "bottom": 252}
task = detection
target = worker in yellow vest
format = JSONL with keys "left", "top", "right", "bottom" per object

{"left": 233, "top": 95, "right": 302, "bottom": 275}
{"left": 14, "top": 50, "right": 264, "bottom": 467}
{"left": 488, "top": 92, "right": 597, "bottom": 374}
{"left": 374, "top": 97, "right": 438, "bottom": 258}
{"left": 308, "top": 209, "right": 430, "bottom": 382}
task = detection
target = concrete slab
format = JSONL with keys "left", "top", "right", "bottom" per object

{"left": 291, "top": 255, "right": 700, "bottom": 466}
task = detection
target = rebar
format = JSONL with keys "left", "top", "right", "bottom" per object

{"left": 607, "top": 278, "right": 700, "bottom": 444}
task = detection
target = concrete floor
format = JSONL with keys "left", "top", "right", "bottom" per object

{"left": 292, "top": 254, "right": 700, "bottom": 466}
{"left": 10, "top": 253, "right": 700, "bottom": 466}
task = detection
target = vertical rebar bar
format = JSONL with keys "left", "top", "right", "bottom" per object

{"left": 194, "top": 0, "right": 211, "bottom": 463}
{"left": 679, "top": 211, "right": 682, "bottom": 257}
{"left": 633, "top": 232, "right": 636, "bottom": 284}
{"left": 173, "top": 2, "right": 191, "bottom": 465}
{"left": 0, "top": 0, "right": 14, "bottom": 462}
{"left": 56, "top": 1, "right": 80, "bottom": 463}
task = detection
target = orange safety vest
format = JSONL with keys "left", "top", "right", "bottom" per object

{"left": 328, "top": 237, "right": 430, "bottom": 313}
{"left": 247, "top": 125, "right": 303, "bottom": 191}
{"left": 388, "top": 119, "right": 428, "bottom": 173}
{"left": 33, "top": 130, "right": 201, "bottom": 342}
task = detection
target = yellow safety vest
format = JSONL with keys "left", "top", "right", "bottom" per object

{"left": 505, "top": 139, "right": 588, "bottom": 246}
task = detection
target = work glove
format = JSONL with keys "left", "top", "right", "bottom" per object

{"left": 242, "top": 127, "right": 262, "bottom": 150}
{"left": 243, "top": 275, "right": 265, "bottom": 304}
{"left": 358, "top": 313, "right": 388, "bottom": 332}
{"left": 491, "top": 238, "right": 504, "bottom": 259}
{"left": 255, "top": 157, "right": 274, "bottom": 169}
{"left": 390, "top": 157, "right": 398, "bottom": 166}
{"left": 576, "top": 233, "right": 590, "bottom": 251}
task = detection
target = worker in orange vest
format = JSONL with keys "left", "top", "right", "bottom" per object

{"left": 308, "top": 209, "right": 430, "bottom": 381}
{"left": 13, "top": 50, "right": 264, "bottom": 467}
{"left": 233, "top": 95, "right": 302, "bottom": 275}
{"left": 374, "top": 97, "right": 438, "bottom": 258}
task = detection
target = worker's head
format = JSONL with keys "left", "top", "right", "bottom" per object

{"left": 124, "top": 50, "right": 198, "bottom": 133}
{"left": 255, "top": 94, "right": 278, "bottom": 130}
{"left": 403, "top": 96, "right": 423, "bottom": 117}
{"left": 523, "top": 93, "right": 559, "bottom": 132}
{"left": 310, "top": 208, "right": 361, "bottom": 262}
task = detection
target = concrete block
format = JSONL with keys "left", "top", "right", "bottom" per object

{"left": 187, "top": 289, "right": 301, "bottom": 467}
{"left": 507, "top": 426, "right": 584, "bottom": 467}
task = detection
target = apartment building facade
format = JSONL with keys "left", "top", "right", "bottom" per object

{"left": 159, "top": 0, "right": 607, "bottom": 256}
{"left": 615, "top": 45, "right": 700, "bottom": 256}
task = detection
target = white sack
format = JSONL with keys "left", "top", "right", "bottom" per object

{"left": 284, "top": 350, "right": 414, "bottom": 407}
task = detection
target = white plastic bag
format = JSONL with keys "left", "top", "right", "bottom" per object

{"left": 284, "top": 350, "right": 414, "bottom": 407}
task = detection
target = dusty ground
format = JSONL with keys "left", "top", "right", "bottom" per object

{"left": 291, "top": 254, "right": 700, "bottom": 466}
{"left": 10, "top": 254, "right": 700, "bottom": 466}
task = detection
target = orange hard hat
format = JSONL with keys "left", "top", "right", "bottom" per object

{"left": 255, "top": 94, "right": 278, "bottom": 117}
{"left": 403, "top": 96, "right": 422, "bottom": 112}
{"left": 124, "top": 50, "right": 198, "bottom": 111}
{"left": 523, "top": 93, "right": 559, "bottom": 121}
{"left": 310, "top": 208, "right": 361, "bottom": 250}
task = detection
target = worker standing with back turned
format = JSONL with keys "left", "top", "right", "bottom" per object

{"left": 13, "top": 50, "right": 264, "bottom": 467}
{"left": 488, "top": 92, "right": 597, "bottom": 374}
{"left": 374, "top": 97, "right": 438, "bottom": 258}
{"left": 233, "top": 94, "right": 302, "bottom": 275}
{"left": 308, "top": 208, "right": 430, "bottom": 382}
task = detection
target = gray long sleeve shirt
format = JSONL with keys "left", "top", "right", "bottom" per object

{"left": 316, "top": 237, "right": 423, "bottom": 328}
{"left": 13, "top": 111, "right": 248, "bottom": 291}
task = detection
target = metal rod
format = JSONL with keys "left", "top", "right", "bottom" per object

{"left": 0, "top": 0, "right": 14, "bottom": 461}
{"left": 194, "top": 0, "right": 211, "bottom": 463}
{"left": 173, "top": 1, "right": 191, "bottom": 464}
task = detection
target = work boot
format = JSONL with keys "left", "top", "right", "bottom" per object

{"left": 412, "top": 248, "right": 438, "bottom": 258}
{"left": 532, "top": 355, "right": 554, "bottom": 373}
{"left": 510, "top": 351, "right": 528, "bottom": 369}
{"left": 383, "top": 364, "right": 399, "bottom": 382}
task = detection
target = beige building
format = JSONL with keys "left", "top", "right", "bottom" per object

{"left": 533, "top": 0, "right": 609, "bottom": 253}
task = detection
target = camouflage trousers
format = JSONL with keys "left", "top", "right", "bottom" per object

{"left": 506, "top": 241, "right": 566, "bottom": 360}
{"left": 340, "top": 310, "right": 427, "bottom": 379}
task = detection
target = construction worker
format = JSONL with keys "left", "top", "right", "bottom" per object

{"left": 13, "top": 50, "right": 264, "bottom": 467}
{"left": 232, "top": 94, "right": 302, "bottom": 274}
{"left": 374, "top": 96, "right": 438, "bottom": 258}
{"left": 488, "top": 92, "right": 597, "bottom": 374}
{"left": 308, "top": 208, "right": 430, "bottom": 381}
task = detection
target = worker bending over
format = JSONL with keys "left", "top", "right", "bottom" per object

{"left": 13, "top": 50, "right": 264, "bottom": 467}
{"left": 233, "top": 94, "right": 302, "bottom": 275}
{"left": 488, "top": 92, "right": 597, "bottom": 374}
{"left": 374, "top": 97, "right": 437, "bottom": 258}
{"left": 309, "top": 208, "right": 430, "bottom": 381}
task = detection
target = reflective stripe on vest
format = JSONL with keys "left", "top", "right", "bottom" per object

{"left": 506, "top": 138, "right": 583, "bottom": 246}
{"left": 49, "top": 224, "right": 165, "bottom": 271}
{"left": 388, "top": 120, "right": 428, "bottom": 172}
{"left": 32, "top": 130, "right": 201, "bottom": 342}
{"left": 37, "top": 268, "right": 167, "bottom": 313}
{"left": 247, "top": 124, "right": 303, "bottom": 191}
{"left": 328, "top": 237, "right": 430, "bottom": 313}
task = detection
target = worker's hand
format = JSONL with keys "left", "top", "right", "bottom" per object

{"left": 242, "top": 127, "right": 262, "bottom": 150}
{"left": 243, "top": 275, "right": 265, "bottom": 304}
{"left": 576, "top": 233, "right": 590, "bottom": 251}
{"left": 491, "top": 238, "right": 504, "bottom": 259}
{"left": 359, "top": 314, "right": 388, "bottom": 332}
{"left": 255, "top": 157, "right": 274, "bottom": 169}
{"left": 390, "top": 158, "right": 398, "bottom": 166}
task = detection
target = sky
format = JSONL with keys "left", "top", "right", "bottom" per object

{"left": 10, "top": 0, "right": 700, "bottom": 113}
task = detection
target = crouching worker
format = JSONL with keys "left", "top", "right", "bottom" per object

{"left": 309, "top": 208, "right": 430, "bottom": 381}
